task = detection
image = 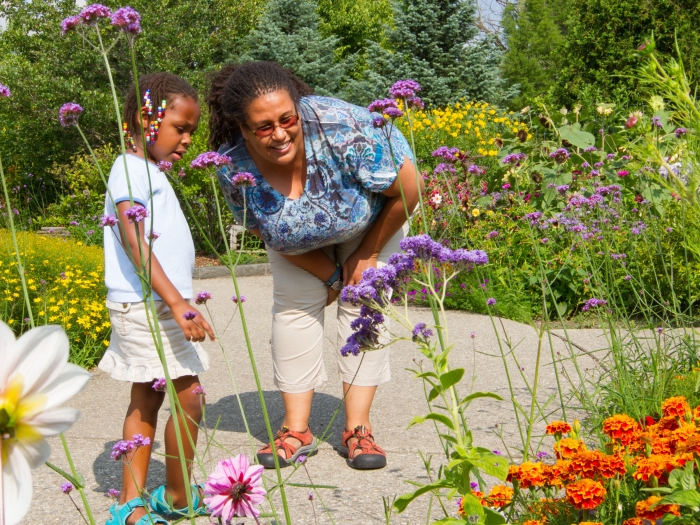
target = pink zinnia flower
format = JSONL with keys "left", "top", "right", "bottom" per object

{"left": 204, "top": 455, "right": 266, "bottom": 519}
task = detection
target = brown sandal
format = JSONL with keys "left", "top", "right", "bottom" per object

{"left": 338, "top": 425, "right": 387, "bottom": 470}
{"left": 257, "top": 426, "right": 318, "bottom": 469}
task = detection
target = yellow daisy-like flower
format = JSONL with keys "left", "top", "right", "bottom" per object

{"left": 472, "top": 209, "right": 480, "bottom": 217}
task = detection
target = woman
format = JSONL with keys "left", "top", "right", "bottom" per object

{"left": 207, "top": 61, "right": 421, "bottom": 470}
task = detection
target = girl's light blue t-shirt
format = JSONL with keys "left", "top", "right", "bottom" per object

{"left": 216, "top": 95, "right": 413, "bottom": 255}
{"left": 103, "top": 154, "right": 194, "bottom": 302}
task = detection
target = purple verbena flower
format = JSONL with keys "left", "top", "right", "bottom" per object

{"left": 157, "top": 161, "right": 172, "bottom": 172}
{"left": 183, "top": 310, "right": 198, "bottom": 321}
{"left": 152, "top": 378, "right": 166, "bottom": 392}
{"left": 147, "top": 231, "right": 160, "bottom": 241}
{"left": 556, "top": 185, "right": 569, "bottom": 193}
{"left": 58, "top": 103, "right": 83, "bottom": 127}
{"left": 60, "top": 15, "right": 81, "bottom": 36}
{"left": 79, "top": 4, "right": 112, "bottom": 24}
{"left": 675, "top": 128, "right": 687, "bottom": 138}
{"left": 406, "top": 97, "right": 424, "bottom": 109}
{"left": 190, "top": 152, "right": 232, "bottom": 169}
{"left": 111, "top": 6, "right": 141, "bottom": 34}
{"left": 384, "top": 106, "right": 403, "bottom": 119}
{"left": 581, "top": 298, "right": 607, "bottom": 312}
{"left": 368, "top": 98, "right": 398, "bottom": 114}
{"left": 372, "top": 117, "right": 387, "bottom": 128}
{"left": 195, "top": 291, "right": 212, "bottom": 305}
{"left": 584, "top": 146, "right": 598, "bottom": 152}
{"left": 61, "top": 482, "right": 74, "bottom": 494}
{"left": 193, "top": 385, "right": 207, "bottom": 396}
{"left": 412, "top": 322, "right": 433, "bottom": 341}
{"left": 606, "top": 153, "right": 616, "bottom": 160}
{"left": 434, "top": 163, "right": 457, "bottom": 175}
{"left": 131, "top": 434, "right": 150, "bottom": 448}
{"left": 487, "top": 298, "right": 496, "bottom": 306}
{"left": 105, "top": 489, "right": 121, "bottom": 499}
{"left": 651, "top": 116, "right": 662, "bottom": 128}
{"left": 502, "top": 152, "right": 526, "bottom": 165}
{"left": 624, "top": 275, "right": 632, "bottom": 281}
{"left": 232, "top": 172, "right": 256, "bottom": 187}
{"left": 124, "top": 205, "right": 149, "bottom": 223}
{"left": 432, "top": 146, "right": 460, "bottom": 163}
{"left": 99, "top": 214, "right": 118, "bottom": 227}
{"left": 232, "top": 295, "right": 246, "bottom": 303}
{"left": 486, "top": 230, "right": 499, "bottom": 239}
{"left": 0, "top": 83, "right": 10, "bottom": 98}
{"left": 389, "top": 79, "right": 421, "bottom": 99}
{"left": 110, "top": 440, "right": 135, "bottom": 461}
{"left": 549, "top": 148, "right": 570, "bottom": 164}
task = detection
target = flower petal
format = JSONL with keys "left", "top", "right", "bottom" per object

{"left": 13, "top": 325, "right": 70, "bottom": 398}
{"left": 39, "top": 364, "right": 90, "bottom": 410}
{"left": 15, "top": 437, "right": 51, "bottom": 469}
{"left": 4, "top": 447, "right": 33, "bottom": 525}
{"left": 0, "top": 320, "right": 18, "bottom": 384}
{"left": 24, "top": 406, "right": 80, "bottom": 436}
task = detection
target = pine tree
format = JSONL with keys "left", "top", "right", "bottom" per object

{"left": 317, "top": 0, "right": 392, "bottom": 57}
{"left": 243, "top": 0, "right": 353, "bottom": 96}
{"left": 500, "top": 0, "right": 568, "bottom": 109}
{"left": 344, "top": 0, "right": 512, "bottom": 107}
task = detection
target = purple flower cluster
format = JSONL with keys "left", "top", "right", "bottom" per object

{"left": 99, "top": 214, "right": 117, "bottom": 228}
{"left": 232, "top": 295, "right": 246, "bottom": 303}
{"left": 152, "top": 378, "right": 166, "bottom": 392}
{"left": 432, "top": 146, "right": 460, "bottom": 164}
{"left": 549, "top": 148, "right": 570, "bottom": 164}
{"left": 193, "top": 385, "right": 207, "bottom": 396}
{"left": 502, "top": 153, "right": 526, "bottom": 166}
{"left": 412, "top": 322, "right": 433, "bottom": 341}
{"left": 111, "top": 6, "right": 141, "bottom": 34}
{"left": 581, "top": 298, "right": 607, "bottom": 312}
{"left": 79, "top": 4, "right": 112, "bottom": 23}
{"left": 58, "top": 103, "right": 83, "bottom": 127}
{"left": 556, "top": 185, "right": 569, "bottom": 194}
{"left": 486, "top": 230, "right": 499, "bottom": 239}
{"left": 584, "top": 146, "right": 598, "bottom": 153}
{"left": 183, "top": 310, "right": 198, "bottom": 321}
{"left": 111, "top": 434, "right": 151, "bottom": 461}
{"left": 232, "top": 172, "right": 256, "bottom": 187}
{"left": 389, "top": 80, "right": 421, "bottom": 99}
{"left": 675, "top": 128, "right": 687, "bottom": 138}
{"left": 157, "top": 161, "right": 172, "bottom": 172}
{"left": 195, "top": 291, "right": 212, "bottom": 305}
{"left": 651, "top": 116, "right": 662, "bottom": 129}
{"left": 0, "top": 83, "right": 10, "bottom": 98}
{"left": 434, "top": 163, "right": 456, "bottom": 175}
{"left": 105, "top": 489, "right": 121, "bottom": 499}
{"left": 468, "top": 164, "right": 486, "bottom": 176}
{"left": 124, "top": 205, "right": 149, "bottom": 223}
{"left": 190, "top": 152, "right": 232, "bottom": 169}
{"left": 146, "top": 231, "right": 160, "bottom": 241}
{"left": 487, "top": 298, "right": 497, "bottom": 306}
{"left": 61, "top": 482, "right": 74, "bottom": 494}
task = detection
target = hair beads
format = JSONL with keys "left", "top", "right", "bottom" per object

{"left": 122, "top": 122, "right": 137, "bottom": 151}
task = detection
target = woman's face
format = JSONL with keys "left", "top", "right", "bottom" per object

{"left": 241, "top": 89, "right": 302, "bottom": 166}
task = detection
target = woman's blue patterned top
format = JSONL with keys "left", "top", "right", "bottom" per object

{"left": 216, "top": 95, "right": 413, "bottom": 255}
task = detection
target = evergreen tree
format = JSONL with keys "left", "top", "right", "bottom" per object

{"left": 500, "top": 0, "right": 568, "bottom": 109}
{"left": 345, "top": 0, "right": 512, "bottom": 107}
{"left": 317, "top": 0, "right": 392, "bottom": 57}
{"left": 243, "top": 0, "right": 353, "bottom": 96}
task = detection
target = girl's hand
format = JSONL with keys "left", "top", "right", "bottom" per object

{"left": 343, "top": 251, "right": 378, "bottom": 286}
{"left": 171, "top": 301, "right": 215, "bottom": 342}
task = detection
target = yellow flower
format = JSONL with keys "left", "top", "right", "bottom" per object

{"left": 472, "top": 209, "right": 480, "bottom": 217}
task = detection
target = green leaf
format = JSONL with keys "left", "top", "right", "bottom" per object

{"left": 484, "top": 507, "right": 507, "bottom": 525}
{"left": 459, "top": 392, "right": 504, "bottom": 406}
{"left": 393, "top": 479, "right": 450, "bottom": 513}
{"left": 45, "top": 462, "right": 82, "bottom": 488}
{"left": 433, "top": 519, "right": 467, "bottom": 525}
{"left": 468, "top": 448, "right": 509, "bottom": 480}
{"left": 415, "top": 371, "right": 439, "bottom": 380}
{"left": 440, "top": 369, "right": 465, "bottom": 390}
{"left": 558, "top": 123, "right": 595, "bottom": 149}
{"left": 408, "top": 413, "right": 455, "bottom": 431}
{"left": 460, "top": 494, "right": 485, "bottom": 523}
{"left": 428, "top": 386, "right": 442, "bottom": 402}
{"left": 659, "top": 490, "right": 700, "bottom": 508}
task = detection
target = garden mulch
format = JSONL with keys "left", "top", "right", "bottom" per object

{"left": 22, "top": 275, "right": 606, "bottom": 525}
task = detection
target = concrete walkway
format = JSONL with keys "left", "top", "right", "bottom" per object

{"left": 22, "top": 275, "right": 608, "bottom": 525}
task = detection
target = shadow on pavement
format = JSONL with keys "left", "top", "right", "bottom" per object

{"left": 92, "top": 440, "right": 165, "bottom": 495}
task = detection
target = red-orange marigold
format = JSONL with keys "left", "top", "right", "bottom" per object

{"left": 602, "top": 414, "right": 640, "bottom": 445}
{"left": 622, "top": 518, "right": 643, "bottom": 525}
{"left": 508, "top": 461, "right": 547, "bottom": 489}
{"left": 633, "top": 454, "right": 675, "bottom": 482}
{"left": 636, "top": 496, "right": 680, "bottom": 520}
{"left": 565, "top": 479, "right": 607, "bottom": 510}
{"left": 569, "top": 450, "right": 604, "bottom": 479}
{"left": 554, "top": 438, "right": 586, "bottom": 459}
{"left": 485, "top": 485, "right": 513, "bottom": 508}
{"left": 598, "top": 453, "right": 626, "bottom": 478}
{"left": 661, "top": 396, "right": 690, "bottom": 418}
{"left": 546, "top": 421, "right": 572, "bottom": 435}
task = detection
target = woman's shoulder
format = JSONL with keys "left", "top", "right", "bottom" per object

{"left": 301, "top": 95, "right": 373, "bottom": 126}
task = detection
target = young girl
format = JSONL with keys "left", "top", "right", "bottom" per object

{"left": 99, "top": 72, "right": 214, "bottom": 525}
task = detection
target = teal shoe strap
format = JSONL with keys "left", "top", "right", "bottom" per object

{"left": 149, "top": 483, "right": 206, "bottom": 516}
{"left": 106, "top": 497, "right": 147, "bottom": 525}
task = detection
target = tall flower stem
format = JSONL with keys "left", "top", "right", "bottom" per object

{"left": 0, "top": 433, "right": 4, "bottom": 525}
{"left": 60, "top": 434, "right": 97, "bottom": 525}
{"left": 0, "top": 153, "right": 34, "bottom": 328}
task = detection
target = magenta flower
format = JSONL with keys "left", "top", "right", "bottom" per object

{"left": 406, "top": 97, "right": 424, "bottom": 109}
{"left": 389, "top": 79, "right": 421, "bottom": 99}
{"left": 368, "top": 98, "right": 399, "bottom": 114}
{"left": 372, "top": 117, "right": 387, "bottom": 128}
{"left": 99, "top": 214, "right": 118, "bottom": 227}
{"left": 487, "top": 298, "right": 497, "bottom": 306}
{"left": 549, "top": 148, "right": 570, "bottom": 164}
{"left": 157, "top": 161, "right": 172, "bottom": 172}
{"left": 61, "top": 482, "right": 74, "bottom": 494}
{"left": 232, "top": 295, "right": 246, "bottom": 304}
{"left": 502, "top": 153, "right": 526, "bottom": 165}
{"left": 617, "top": 170, "right": 629, "bottom": 177}
{"left": 190, "top": 152, "right": 231, "bottom": 169}
{"left": 152, "top": 378, "right": 166, "bottom": 392}
{"left": 581, "top": 298, "right": 607, "bottom": 312}
{"left": 183, "top": 310, "right": 198, "bottom": 321}
{"left": 124, "top": 205, "right": 149, "bottom": 223}
{"left": 111, "top": 6, "right": 141, "bottom": 34}
{"left": 147, "top": 231, "right": 160, "bottom": 241}
{"left": 675, "top": 128, "right": 687, "bottom": 138}
{"left": 232, "top": 172, "right": 256, "bottom": 187}
{"left": 60, "top": 15, "right": 81, "bottom": 35}
{"left": 384, "top": 106, "right": 404, "bottom": 119}
{"left": 0, "top": 83, "right": 10, "bottom": 98}
{"left": 105, "top": 489, "right": 120, "bottom": 499}
{"left": 79, "top": 4, "right": 112, "bottom": 24}
{"left": 178, "top": 167, "right": 186, "bottom": 178}
{"left": 195, "top": 291, "right": 212, "bottom": 305}
{"left": 485, "top": 230, "right": 499, "bottom": 239}
{"left": 58, "top": 103, "right": 83, "bottom": 127}
{"left": 204, "top": 455, "right": 266, "bottom": 519}
{"left": 193, "top": 385, "right": 207, "bottom": 396}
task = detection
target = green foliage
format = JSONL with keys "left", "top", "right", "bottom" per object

{"left": 554, "top": 0, "right": 700, "bottom": 105}
{"left": 345, "top": 0, "right": 512, "bottom": 107}
{"left": 317, "top": 0, "right": 392, "bottom": 57}
{"left": 500, "top": 0, "right": 568, "bottom": 109}
{"left": 243, "top": 0, "right": 354, "bottom": 96}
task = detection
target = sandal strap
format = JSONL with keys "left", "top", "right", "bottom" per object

{"left": 259, "top": 426, "right": 313, "bottom": 457}
{"left": 342, "top": 425, "right": 386, "bottom": 456}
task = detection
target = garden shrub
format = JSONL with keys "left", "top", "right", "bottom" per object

{"left": 0, "top": 230, "right": 110, "bottom": 367}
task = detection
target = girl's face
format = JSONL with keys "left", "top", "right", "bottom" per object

{"left": 240, "top": 90, "right": 302, "bottom": 166}
{"left": 139, "top": 95, "right": 200, "bottom": 164}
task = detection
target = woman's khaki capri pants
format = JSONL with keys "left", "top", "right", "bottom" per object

{"left": 266, "top": 225, "right": 406, "bottom": 394}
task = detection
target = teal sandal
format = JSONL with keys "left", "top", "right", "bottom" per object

{"left": 106, "top": 496, "right": 168, "bottom": 525}
{"left": 149, "top": 483, "right": 208, "bottom": 518}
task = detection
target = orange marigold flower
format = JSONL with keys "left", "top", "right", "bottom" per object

{"left": 693, "top": 405, "right": 700, "bottom": 420}
{"left": 661, "top": 396, "right": 690, "bottom": 418}
{"left": 569, "top": 450, "right": 604, "bottom": 479}
{"left": 632, "top": 455, "right": 675, "bottom": 482}
{"left": 650, "top": 436, "right": 674, "bottom": 455}
{"left": 655, "top": 415, "right": 681, "bottom": 432}
{"left": 546, "top": 421, "right": 572, "bottom": 435}
{"left": 565, "top": 479, "right": 607, "bottom": 510}
{"left": 678, "top": 434, "right": 700, "bottom": 455}
{"left": 672, "top": 423, "right": 698, "bottom": 449}
{"left": 509, "top": 461, "right": 547, "bottom": 488}
{"left": 636, "top": 496, "right": 680, "bottom": 520}
{"left": 485, "top": 485, "right": 513, "bottom": 508}
{"left": 622, "top": 518, "right": 643, "bottom": 525}
{"left": 578, "top": 522, "right": 603, "bottom": 525}
{"left": 602, "top": 414, "right": 640, "bottom": 445}
{"left": 554, "top": 438, "right": 586, "bottom": 459}
{"left": 542, "top": 460, "right": 570, "bottom": 487}
{"left": 598, "top": 453, "right": 626, "bottom": 478}
{"left": 522, "top": 521, "right": 545, "bottom": 525}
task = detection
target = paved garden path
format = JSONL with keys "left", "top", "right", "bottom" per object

{"left": 22, "top": 275, "right": 608, "bottom": 525}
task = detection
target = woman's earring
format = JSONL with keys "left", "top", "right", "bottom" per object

{"left": 122, "top": 122, "right": 137, "bottom": 152}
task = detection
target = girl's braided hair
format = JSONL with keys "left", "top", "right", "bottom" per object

{"left": 123, "top": 72, "right": 199, "bottom": 138}
{"left": 206, "top": 61, "right": 313, "bottom": 149}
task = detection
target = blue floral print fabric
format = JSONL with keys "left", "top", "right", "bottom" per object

{"left": 216, "top": 95, "right": 413, "bottom": 255}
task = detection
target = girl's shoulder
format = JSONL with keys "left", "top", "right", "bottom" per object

{"left": 110, "top": 153, "right": 159, "bottom": 176}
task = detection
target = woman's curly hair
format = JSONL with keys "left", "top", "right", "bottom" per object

{"left": 207, "top": 61, "right": 312, "bottom": 149}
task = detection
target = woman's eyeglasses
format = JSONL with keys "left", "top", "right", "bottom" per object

{"left": 248, "top": 114, "right": 299, "bottom": 138}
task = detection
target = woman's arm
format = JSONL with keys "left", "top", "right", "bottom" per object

{"left": 343, "top": 156, "right": 423, "bottom": 286}
{"left": 115, "top": 201, "right": 215, "bottom": 342}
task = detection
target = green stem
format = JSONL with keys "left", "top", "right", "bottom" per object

{"left": 60, "top": 434, "right": 96, "bottom": 525}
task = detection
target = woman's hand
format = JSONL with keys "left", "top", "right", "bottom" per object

{"left": 343, "top": 251, "right": 378, "bottom": 286}
{"left": 326, "top": 287, "right": 341, "bottom": 306}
